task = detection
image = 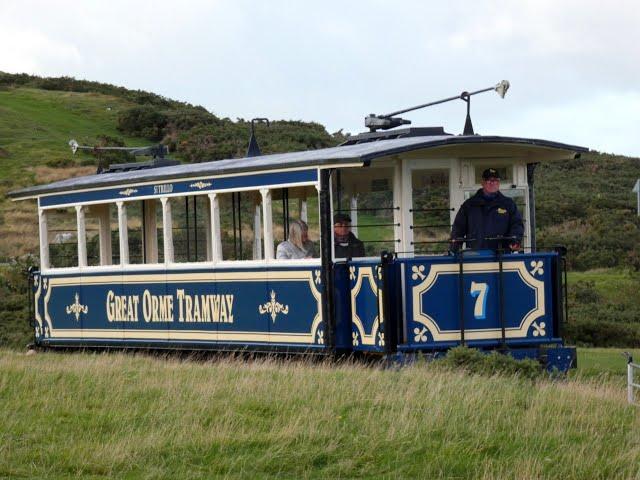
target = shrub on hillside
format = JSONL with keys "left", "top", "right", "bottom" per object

{"left": 45, "top": 158, "right": 76, "bottom": 168}
{"left": 165, "top": 107, "right": 218, "bottom": 132}
{"left": 565, "top": 319, "right": 640, "bottom": 348}
{"left": 439, "top": 346, "right": 542, "bottom": 380}
{"left": 0, "top": 261, "right": 34, "bottom": 349}
{"left": 117, "top": 106, "right": 168, "bottom": 140}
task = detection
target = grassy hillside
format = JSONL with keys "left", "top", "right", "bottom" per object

{"left": 537, "top": 154, "right": 640, "bottom": 271}
{"left": 0, "top": 86, "right": 153, "bottom": 259}
{"left": 0, "top": 350, "right": 638, "bottom": 479}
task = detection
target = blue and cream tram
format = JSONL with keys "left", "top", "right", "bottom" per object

{"left": 9, "top": 127, "right": 586, "bottom": 371}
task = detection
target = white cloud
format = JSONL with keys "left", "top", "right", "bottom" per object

{"left": 0, "top": 26, "right": 82, "bottom": 74}
{"left": 0, "top": 0, "right": 638, "bottom": 156}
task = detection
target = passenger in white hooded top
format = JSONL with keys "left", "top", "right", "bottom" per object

{"left": 276, "top": 219, "right": 318, "bottom": 259}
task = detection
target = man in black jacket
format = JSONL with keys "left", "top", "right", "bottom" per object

{"left": 450, "top": 168, "right": 524, "bottom": 252}
{"left": 334, "top": 213, "right": 365, "bottom": 258}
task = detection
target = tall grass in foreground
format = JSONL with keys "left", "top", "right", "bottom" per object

{"left": 1, "top": 351, "right": 639, "bottom": 479}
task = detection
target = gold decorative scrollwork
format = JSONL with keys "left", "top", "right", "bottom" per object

{"left": 119, "top": 188, "right": 138, "bottom": 196}
{"left": 190, "top": 181, "right": 212, "bottom": 190}
{"left": 65, "top": 292, "right": 88, "bottom": 322}
{"left": 258, "top": 290, "right": 289, "bottom": 323}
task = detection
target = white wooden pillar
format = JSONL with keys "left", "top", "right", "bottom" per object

{"left": 253, "top": 203, "right": 263, "bottom": 260}
{"left": 204, "top": 197, "right": 212, "bottom": 261}
{"left": 350, "top": 195, "right": 359, "bottom": 237}
{"left": 38, "top": 209, "right": 49, "bottom": 269}
{"left": 76, "top": 205, "right": 87, "bottom": 267}
{"left": 208, "top": 193, "right": 221, "bottom": 263}
{"left": 318, "top": 183, "right": 328, "bottom": 257}
{"left": 161, "top": 197, "right": 174, "bottom": 264}
{"left": 261, "top": 189, "right": 273, "bottom": 260}
{"left": 143, "top": 200, "right": 158, "bottom": 263}
{"left": 117, "top": 201, "right": 129, "bottom": 265}
{"left": 94, "top": 204, "right": 112, "bottom": 266}
{"left": 393, "top": 160, "right": 404, "bottom": 255}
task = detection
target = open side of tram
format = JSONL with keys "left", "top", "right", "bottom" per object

{"left": 9, "top": 128, "right": 587, "bottom": 371}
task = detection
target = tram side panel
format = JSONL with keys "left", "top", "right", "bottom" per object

{"left": 348, "top": 261, "right": 387, "bottom": 352}
{"left": 332, "top": 263, "right": 354, "bottom": 351}
{"left": 264, "top": 265, "right": 325, "bottom": 349}
{"left": 32, "top": 265, "right": 326, "bottom": 351}
{"left": 399, "top": 252, "right": 558, "bottom": 351}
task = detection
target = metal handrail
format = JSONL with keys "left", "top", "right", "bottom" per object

{"left": 625, "top": 353, "right": 640, "bottom": 405}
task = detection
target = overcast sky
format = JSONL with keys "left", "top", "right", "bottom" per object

{"left": 1, "top": 0, "right": 639, "bottom": 156}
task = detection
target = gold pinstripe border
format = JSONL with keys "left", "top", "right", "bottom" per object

{"left": 411, "top": 260, "right": 545, "bottom": 341}
{"left": 350, "top": 267, "right": 383, "bottom": 346}
{"left": 43, "top": 270, "right": 323, "bottom": 344}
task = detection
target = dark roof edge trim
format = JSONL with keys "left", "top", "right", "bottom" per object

{"left": 359, "top": 135, "right": 589, "bottom": 162}
{"left": 8, "top": 159, "right": 363, "bottom": 200}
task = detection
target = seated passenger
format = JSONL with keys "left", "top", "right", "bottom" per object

{"left": 334, "top": 213, "right": 365, "bottom": 258}
{"left": 276, "top": 219, "right": 317, "bottom": 259}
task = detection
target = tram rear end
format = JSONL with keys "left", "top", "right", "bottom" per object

{"left": 339, "top": 248, "right": 575, "bottom": 371}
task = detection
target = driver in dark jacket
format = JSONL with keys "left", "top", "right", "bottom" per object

{"left": 450, "top": 168, "right": 524, "bottom": 252}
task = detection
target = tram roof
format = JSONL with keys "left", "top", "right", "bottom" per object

{"left": 9, "top": 134, "right": 587, "bottom": 200}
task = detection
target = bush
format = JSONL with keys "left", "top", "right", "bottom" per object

{"left": 45, "top": 157, "right": 76, "bottom": 168}
{"left": 565, "top": 319, "right": 640, "bottom": 348}
{"left": 117, "top": 106, "right": 168, "bottom": 140}
{"left": 439, "top": 346, "right": 542, "bottom": 380}
{"left": 0, "top": 260, "right": 35, "bottom": 349}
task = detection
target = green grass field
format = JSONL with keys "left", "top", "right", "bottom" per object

{"left": 1, "top": 348, "right": 639, "bottom": 479}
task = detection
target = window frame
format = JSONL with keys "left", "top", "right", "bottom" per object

{"left": 37, "top": 179, "right": 321, "bottom": 273}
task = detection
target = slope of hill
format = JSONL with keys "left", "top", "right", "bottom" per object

{"left": 0, "top": 86, "right": 154, "bottom": 258}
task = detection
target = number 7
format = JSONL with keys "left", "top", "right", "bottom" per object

{"left": 470, "top": 281, "right": 489, "bottom": 320}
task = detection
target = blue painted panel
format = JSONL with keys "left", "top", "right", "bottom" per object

{"left": 37, "top": 265, "right": 324, "bottom": 348}
{"left": 545, "top": 347, "right": 576, "bottom": 372}
{"left": 333, "top": 264, "right": 352, "bottom": 350}
{"left": 349, "top": 261, "right": 385, "bottom": 353}
{"left": 39, "top": 169, "right": 318, "bottom": 207}
{"left": 402, "top": 252, "right": 556, "bottom": 350}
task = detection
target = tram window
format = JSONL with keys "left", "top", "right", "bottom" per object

{"left": 47, "top": 207, "right": 77, "bottom": 268}
{"left": 139, "top": 199, "right": 164, "bottom": 264}
{"left": 125, "top": 201, "right": 144, "bottom": 264}
{"left": 333, "top": 167, "right": 397, "bottom": 257}
{"left": 172, "top": 195, "right": 208, "bottom": 263}
{"left": 84, "top": 204, "right": 118, "bottom": 266}
{"left": 272, "top": 186, "right": 320, "bottom": 260}
{"left": 218, "top": 191, "right": 263, "bottom": 261}
{"left": 85, "top": 209, "right": 100, "bottom": 266}
{"left": 412, "top": 169, "right": 451, "bottom": 255}
{"left": 110, "top": 205, "right": 121, "bottom": 264}
{"left": 494, "top": 187, "right": 528, "bottom": 247}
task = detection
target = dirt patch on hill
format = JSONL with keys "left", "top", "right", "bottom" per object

{"left": 30, "top": 165, "right": 96, "bottom": 184}
{"left": 0, "top": 147, "right": 9, "bottom": 158}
